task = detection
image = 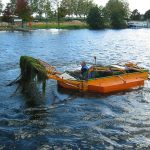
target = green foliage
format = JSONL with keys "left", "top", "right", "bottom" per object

{"left": 2, "top": 0, "right": 132, "bottom": 29}
{"left": 28, "top": 0, "right": 94, "bottom": 19}
{"left": 105, "top": 0, "right": 129, "bottom": 28}
{"left": 87, "top": 5, "right": 105, "bottom": 29}
{"left": 2, "top": 3, "right": 13, "bottom": 23}
{"left": 9, "top": 0, "right": 17, "bottom": 15}
{"left": 0, "top": 0, "right": 3, "bottom": 13}
{"left": 77, "top": 0, "right": 94, "bottom": 18}
{"left": 31, "top": 0, "right": 52, "bottom": 19}
{"left": 20, "top": 56, "right": 47, "bottom": 83}
{"left": 60, "top": 0, "right": 74, "bottom": 16}
{"left": 58, "top": 0, "right": 94, "bottom": 18}
{"left": 29, "top": 0, "right": 38, "bottom": 13}
{"left": 130, "top": 9, "right": 141, "bottom": 21}
{"left": 58, "top": 5, "right": 67, "bottom": 18}
{"left": 44, "top": 0, "right": 53, "bottom": 19}
{"left": 144, "top": 9, "right": 150, "bottom": 20}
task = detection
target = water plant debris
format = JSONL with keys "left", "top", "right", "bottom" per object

{"left": 8, "top": 56, "right": 48, "bottom": 92}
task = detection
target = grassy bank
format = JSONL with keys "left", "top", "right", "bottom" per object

{"left": 0, "top": 21, "right": 89, "bottom": 31}
{"left": 31, "top": 21, "right": 89, "bottom": 29}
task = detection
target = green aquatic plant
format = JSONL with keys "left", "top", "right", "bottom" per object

{"left": 20, "top": 56, "right": 47, "bottom": 82}
{"left": 20, "top": 56, "right": 48, "bottom": 92}
{"left": 8, "top": 56, "right": 48, "bottom": 94}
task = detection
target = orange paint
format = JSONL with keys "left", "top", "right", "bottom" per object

{"left": 48, "top": 72, "right": 148, "bottom": 94}
{"left": 41, "top": 59, "right": 149, "bottom": 94}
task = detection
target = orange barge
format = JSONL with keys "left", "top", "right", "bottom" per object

{"left": 41, "top": 61, "right": 149, "bottom": 94}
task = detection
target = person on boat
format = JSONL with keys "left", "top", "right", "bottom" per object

{"left": 81, "top": 61, "right": 89, "bottom": 79}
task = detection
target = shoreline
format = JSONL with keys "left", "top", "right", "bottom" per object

{"left": 0, "top": 21, "right": 89, "bottom": 31}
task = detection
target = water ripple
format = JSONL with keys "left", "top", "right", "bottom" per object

{"left": 1, "top": 29, "right": 150, "bottom": 149}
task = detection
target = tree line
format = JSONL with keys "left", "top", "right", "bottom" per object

{"left": 0, "top": 0, "right": 150, "bottom": 29}
{"left": 87, "top": 0, "right": 150, "bottom": 29}
{"left": 0, "top": 0, "right": 95, "bottom": 22}
{"left": 130, "top": 9, "right": 150, "bottom": 21}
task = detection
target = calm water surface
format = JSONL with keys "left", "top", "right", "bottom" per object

{"left": 0, "top": 29, "right": 150, "bottom": 149}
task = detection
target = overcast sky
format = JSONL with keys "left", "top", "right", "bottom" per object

{"left": 1, "top": 0, "right": 150, "bottom": 14}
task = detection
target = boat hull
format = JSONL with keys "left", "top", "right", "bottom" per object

{"left": 57, "top": 72, "right": 148, "bottom": 94}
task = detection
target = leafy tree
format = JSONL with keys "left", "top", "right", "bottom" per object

{"left": 44, "top": 0, "right": 52, "bottom": 19}
{"left": 2, "top": 3, "right": 13, "bottom": 22}
{"left": 144, "top": 9, "right": 150, "bottom": 20}
{"left": 28, "top": 0, "right": 52, "bottom": 19}
{"left": 36, "top": 0, "right": 46, "bottom": 19}
{"left": 72, "top": 0, "right": 79, "bottom": 16}
{"left": 79, "top": 0, "right": 94, "bottom": 18}
{"left": 105, "top": 0, "right": 129, "bottom": 28}
{"left": 51, "top": 0, "right": 62, "bottom": 27}
{"left": 15, "top": 0, "right": 31, "bottom": 26}
{"left": 9, "top": 0, "right": 17, "bottom": 15}
{"left": 59, "top": 0, "right": 94, "bottom": 18}
{"left": 60, "top": 0, "right": 74, "bottom": 17}
{"left": 130, "top": 9, "right": 141, "bottom": 21}
{"left": 28, "top": 0, "right": 38, "bottom": 14}
{"left": 58, "top": 5, "right": 67, "bottom": 18}
{"left": 77, "top": 0, "right": 85, "bottom": 17}
{"left": 0, "top": 0, "right": 3, "bottom": 14}
{"left": 77, "top": 0, "right": 93, "bottom": 18}
{"left": 87, "top": 5, "right": 105, "bottom": 29}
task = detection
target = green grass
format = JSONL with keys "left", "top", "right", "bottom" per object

{"left": 31, "top": 22, "right": 89, "bottom": 29}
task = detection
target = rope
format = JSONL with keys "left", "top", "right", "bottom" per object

{"left": 7, "top": 74, "right": 22, "bottom": 86}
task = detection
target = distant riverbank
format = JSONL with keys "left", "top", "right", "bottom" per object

{"left": 31, "top": 21, "right": 88, "bottom": 29}
{"left": 0, "top": 21, "right": 89, "bottom": 31}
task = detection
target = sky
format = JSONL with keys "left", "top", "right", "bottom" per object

{"left": 1, "top": 0, "right": 150, "bottom": 14}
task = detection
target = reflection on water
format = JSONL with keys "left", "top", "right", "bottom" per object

{"left": 0, "top": 29, "right": 150, "bottom": 149}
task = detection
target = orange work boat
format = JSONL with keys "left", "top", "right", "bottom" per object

{"left": 41, "top": 61, "right": 149, "bottom": 94}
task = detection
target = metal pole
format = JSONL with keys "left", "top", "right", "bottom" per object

{"left": 94, "top": 56, "right": 96, "bottom": 66}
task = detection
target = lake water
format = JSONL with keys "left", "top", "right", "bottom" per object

{"left": 0, "top": 29, "right": 150, "bottom": 149}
